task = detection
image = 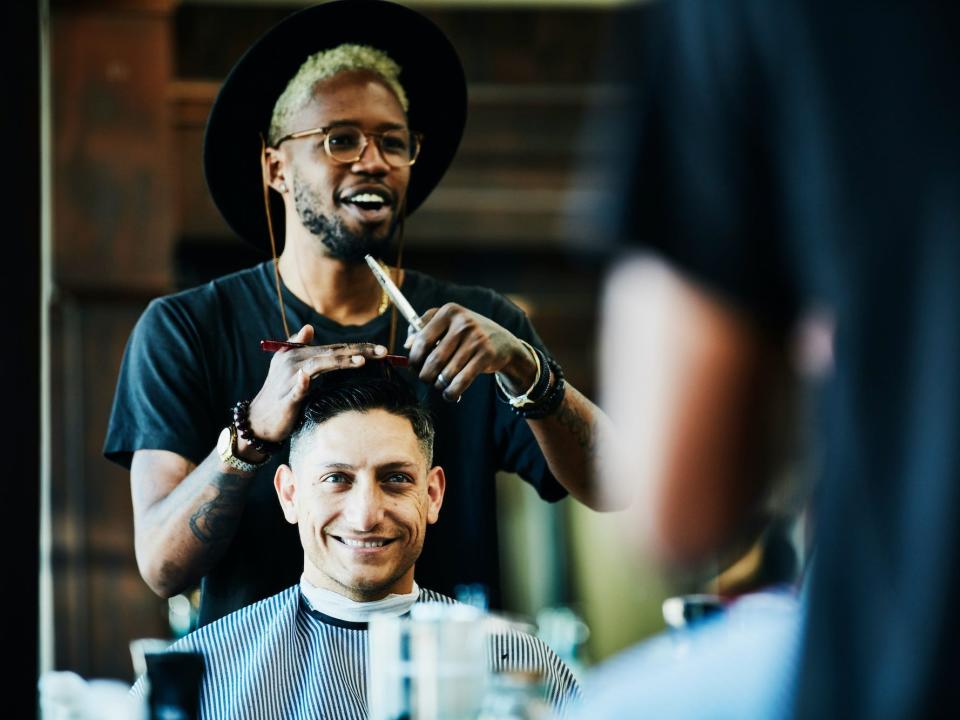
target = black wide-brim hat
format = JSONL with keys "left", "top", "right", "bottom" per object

{"left": 203, "top": 0, "right": 467, "bottom": 253}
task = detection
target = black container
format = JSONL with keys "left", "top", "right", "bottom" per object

{"left": 145, "top": 651, "right": 204, "bottom": 720}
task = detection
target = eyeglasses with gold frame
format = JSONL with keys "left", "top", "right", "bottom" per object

{"left": 273, "top": 125, "right": 423, "bottom": 168}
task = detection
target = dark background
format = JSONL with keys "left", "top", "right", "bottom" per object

{"left": 6, "top": 1, "right": 41, "bottom": 717}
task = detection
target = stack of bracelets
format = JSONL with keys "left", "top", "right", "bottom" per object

{"left": 494, "top": 340, "right": 566, "bottom": 419}
{"left": 232, "top": 399, "right": 282, "bottom": 457}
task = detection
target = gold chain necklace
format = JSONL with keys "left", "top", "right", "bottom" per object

{"left": 292, "top": 252, "right": 392, "bottom": 319}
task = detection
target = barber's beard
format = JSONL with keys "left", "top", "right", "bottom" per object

{"left": 293, "top": 176, "right": 394, "bottom": 262}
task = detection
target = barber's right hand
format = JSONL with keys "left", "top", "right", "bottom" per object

{"left": 246, "top": 325, "right": 387, "bottom": 443}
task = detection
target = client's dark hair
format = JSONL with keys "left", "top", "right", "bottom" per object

{"left": 289, "top": 363, "right": 435, "bottom": 466}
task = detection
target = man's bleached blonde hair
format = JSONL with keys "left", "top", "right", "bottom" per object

{"left": 268, "top": 43, "right": 409, "bottom": 145}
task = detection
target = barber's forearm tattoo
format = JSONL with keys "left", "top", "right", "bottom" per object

{"left": 189, "top": 474, "right": 248, "bottom": 545}
{"left": 553, "top": 399, "right": 597, "bottom": 455}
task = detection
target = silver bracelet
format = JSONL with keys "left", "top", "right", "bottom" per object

{"left": 494, "top": 339, "right": 542, "bottom": 408}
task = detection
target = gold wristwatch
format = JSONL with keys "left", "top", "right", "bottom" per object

{"left": 217, "top": 424, "right": 267, "bottom": 473}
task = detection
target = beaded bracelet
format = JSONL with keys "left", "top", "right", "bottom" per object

{"left": 499, "top": 354, "right": 566, "bottom": 419}
{"left": 232, "top": 399, "right": 282, "bottom": 456}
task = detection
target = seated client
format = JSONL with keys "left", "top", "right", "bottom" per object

{"left": 137, "top": 364, "right": 579, "bottom": 718}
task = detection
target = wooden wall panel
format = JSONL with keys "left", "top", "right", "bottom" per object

{"left": 51, "top": 1, "right": 175, "bottom": 680}
{"left": 170, "top": 81, "right": 228, "bottom": 242}
{"left": 52, "top": 6, "right": 175, "bottom": 292}
{"left": 51, "top": 295, "right": 168, "bottom": 679}
{"left": 172, "top": 5, "right": 612, "bottom": 86}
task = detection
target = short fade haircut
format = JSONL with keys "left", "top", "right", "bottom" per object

{"left": 289, "top": 366, "right": 434, "bottom": 467}
{"left": 269, "top": 43, "right": 410, "bottom": 145}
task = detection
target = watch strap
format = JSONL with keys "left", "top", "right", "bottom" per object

{"left": 219, "top": 424, "right": 267, "bottom": 473}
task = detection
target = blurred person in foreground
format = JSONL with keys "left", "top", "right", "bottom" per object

{"left": 134, "top": 364, "right": 580, "bottom": 718}
{"left": 574, "top": 0, "right": 960, "bottom": 718}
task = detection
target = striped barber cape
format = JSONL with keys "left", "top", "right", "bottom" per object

{"left": 135, "top": 585, "right": 580, "bottom": 719}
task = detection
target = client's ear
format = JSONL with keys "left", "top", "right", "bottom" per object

{"left": 426, "top": 466, "right": 445, "bottom": 525}
{"left": 274, "top": 464, "right": 299, "bottom": 524}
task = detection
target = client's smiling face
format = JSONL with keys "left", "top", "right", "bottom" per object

{"left": 275, "top": 409, "right": 444, "bottom": 601}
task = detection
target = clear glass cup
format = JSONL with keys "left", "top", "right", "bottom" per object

{"left": 369, "top": 603, "right": 490, "bottom": 720}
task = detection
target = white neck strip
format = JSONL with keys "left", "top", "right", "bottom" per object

{"left": 299, "top": 574, "right": 420, "bottom": 623}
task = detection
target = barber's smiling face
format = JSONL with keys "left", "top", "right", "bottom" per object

{"left": 279, "top": 69, "right": 412, "bottom": 260}
{"left": 275, "top": 409, "right": 445, "bottom": 601}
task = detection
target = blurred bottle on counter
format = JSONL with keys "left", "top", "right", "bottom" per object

{"left": 454, "top": 583, "right": 489, "bottom": 611}
{"left": 535, "top": 607, "right": 590, "bottom": 681}
{"left": 478, "top": 672, "right": 551, "bottom": 720}
{"left": 38, "top": 671, "right": 146, "bottom": 720}
{"left": 662, "top": 594, "right": 726, "bottom": 631}
{"left": 369, "top": 603, "right": 489, "bottom": 720}
{"left": 143, "top": 651, "right": 204, "bottom": 720}
{"left": 167, "top": 592, "right": 199, "bottom": 639}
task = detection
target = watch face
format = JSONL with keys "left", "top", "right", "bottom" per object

{"left": 217, "top": 426, "right": 232, "bottom": 457}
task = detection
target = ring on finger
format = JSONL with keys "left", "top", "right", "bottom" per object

{"left": 441, "top": 388, "right": 462, "bottom": 404}
{"left": 437, "top": 372, "right": 449, "bottom": 389}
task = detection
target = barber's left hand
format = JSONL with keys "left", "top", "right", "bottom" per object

{"left": 404, "top": 303, "right": 537, "bottom": 402}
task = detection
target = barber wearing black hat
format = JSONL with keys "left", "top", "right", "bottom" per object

{"left": 104, "top": 0, "right": 614, "bottom": 627}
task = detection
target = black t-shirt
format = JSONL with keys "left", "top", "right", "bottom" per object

{"left": 612, "top": 1, "right": 960, "bottom": 717}
{"left": 105, "top": 262, "right": 564, "bottom": 625}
